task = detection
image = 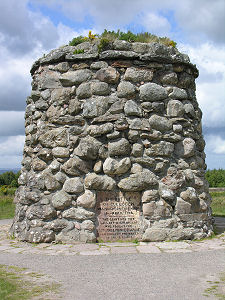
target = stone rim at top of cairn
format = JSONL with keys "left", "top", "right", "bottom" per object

{"left": 11, "top": 38, "right": 213, "bottom": 244}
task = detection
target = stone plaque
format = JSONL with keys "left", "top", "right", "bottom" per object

{"left": 96, "top": 191, "right": 141, "bottom": 242}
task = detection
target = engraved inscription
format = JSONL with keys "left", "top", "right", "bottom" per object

{"left": 96, "top": 191, "right": 141, "bottom": 241}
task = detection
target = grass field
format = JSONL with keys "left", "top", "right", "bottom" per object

{"left": 0, "top": 264, "right": 60, "bottom": 300}
{"left": 210, "top": 191, "right": 225, "bottom": 217}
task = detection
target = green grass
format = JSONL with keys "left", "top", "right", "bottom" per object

{"left": 69, "top": 29, "right": 177, "bottom": 49}
{"left": 0, "top": 195, "right": 15, "bottom": 219}
{"left": 203, "top": 271, "right": 225, "bottom": 299}
{"left": 0, "top": 264, "right": 60, "bottom": 300}
{"left": 210, "top": 191, "right": 225, "bottom": 217}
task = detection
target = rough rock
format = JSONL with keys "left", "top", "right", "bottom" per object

{"left": 140, "top": 83, "right": 167, "bottom": 101}
{"left": 51, "top": 190, "right": 72, "bottom": 210}
{"left": 118, "top": 170, "right": 158, "bottom": 191}
{"left": 103, "top": 157, "right": 131, "bottom": 175}
{"left": 63, "top": 178, "right": 84, "bottom": 194}
{"left": 84, "top": 173, "right": 116, "bottom": 190}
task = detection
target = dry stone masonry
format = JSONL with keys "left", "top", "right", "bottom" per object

{"left": 11, "top": 40, "right": 213, "bottom": 243}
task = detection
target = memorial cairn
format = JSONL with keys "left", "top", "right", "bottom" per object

{"left": 11, "top": 36, "right": 213, "bottom": 243}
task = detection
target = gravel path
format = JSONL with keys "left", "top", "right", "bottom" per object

{"left": 0, "top": 218, "right": 224, "bottom": 300}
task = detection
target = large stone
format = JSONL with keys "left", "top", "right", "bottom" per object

{"left": 117, "top": 81, "right": 136, "bottom": 98}
{"left": 149, "top": 114, "right": 172, "bottom": 132}
{"left": 168, "top": 87, "right": 187, "bottom": 99}
{"left": 103, "top": 157, "right": 131, "bottom": 175}
{"left": 145, "top": 141, "right": 174, "bottom": 157}
{"left": 59, "top": 69, "right": 92, "bottom": 86}
{"left": 124, "top": 100, "right": 142, "bottom": 116}
{"left": 62, "top": 207, "right": 95, "bottom": 220}
{"left": 68, "top": 99, "right": 82, "bottom": 115}
{"left": 175, "top": 138, "right": 196, "bottom": 157}
{"left": 77, "top": 190, "right": 96, "bottom": 208}
{"left": 180, "top": 187, "right": 198, "bottom": 203}
{"left": 118, "top": 170, "right": 158, "bottom": 191}
{"left": 76, "top": 82, "right": 92, "bottom": 99}
{"left": 140, "top": 83, "right": 167, "bottom": 101}
{"left": 51, "top": 190, "right": 72, "bottom": 209}
{"left": 91, "top": 82, "right": 109, "bottom": 96}
{"left": 63, "top": 178, "right": 84, "bottom": 194}
{"left": 87, "top": 123, "right": 113, "bottom": 137}
{"left": 82, "top": 97, "right": 109, "bottom": 118}
{"left": 108, "top": 138, "right": 131, "bottom": 157}
{"left": 160, "top": 72, "right": 178, "bottom": 85}
{"left": 167, "top": 100, "right": 184, "bottom": 117}
{"left": 131, "top": 143, "right": 144, "bottom": 157}
{"left": 124, "top": 67, "right": 153, "bottom": 82}
{"left": 32, "top": 158, "right": 47, "bottom": 171}
{"left": 175, "top": 197, "right": 192, "bottom": 214}
{"left": 39, "top": 128, "right": 68, "bottom": 148}
{"left": 52, "top": 147, "right": 70, "bottom": 158}
{"left": 95, "top": 67, "right": 120, "bottom": 83}
{"left": 84, "top": 173, "right": 116, "bottom": 190}
{"left": 74, "top": 136, "right": 101, "bottom": 160}
{"left": 142, "top": 190, "right": 159, "bottom": 203}
{"left": 61, "top": 156, "right": 92, "bottom": 176}
{"left": 142, "top": 228, "right": 167, "bottom": 242}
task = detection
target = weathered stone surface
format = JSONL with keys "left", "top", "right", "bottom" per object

{"left": 61, "top": 156, "right": 92, "bottom": 176}
{"left": 32, "top": 159, "right": 47, "bottom": 171}
{"left": 124, "top": 100, "right": 142, "bottom": 116}
{"left": 95, "top": 67, "right": 120, "bottom": 83}
{"left": 175, "top": 138, "right": 196, "bottom": 157}
{"left": 77, "top": 190, "right": 96, "bottom": 208}
{"left": 90, "top": 61, "right": 108, "bottom": 69}
{"left": 167, "top": 100, "right": 184, "bottom": 117}
{"left": 62, "top": 207, "right": 95, "bottom": 220}
{"left": 108, "top": 138, "right": 131, "bottom": 157}
{"left": 82, "top": 96, "right": 109, "bottom": 118}
{"left": 84, "top": 173, "right": 116, "bottom": 190}
{"left": 124, "top": 67, "right": 153, "bottom": 82}
{"left": 51, "top": 190, "right": 72, "bottom": 209}
{"left": 63, "top": 178, "right": 84, "bottom": 194}
{"left": 68, "top": 99, "right": 82, "bottom": 115}
{"left": 76, "top": 82, "right": 92, "bottom": 99}
{"left": 59, "top": 69, "right": 92, "bottom": 86}
{"left": 74, "top": 136, "right": 101, "bottom": 160}
{"left": 39, "top": 128, "right": 68, "bottom": 148}
{"left": 117, "top": 81, "right": 136, "bottom": 98}
{"left": 142, "top": 228, "right": 167, "bottom": 242}
{"left": 145, "top": 141, "right": 174, "bottom": 157}
{"left": 140, "top": 83, "right": 167, "bottom": 101}
{"left": 52, "top": 147, "right": 70, "bottom": 158}
{"left": 91, "top": 81, "right": 109, "bottom": 96}
{"left": 103, "top": 157, "right": 131, "bottom": 175}
{"left": 149, "top": 114, "right": 172, "bottom": 132}
{"left": 131, "top": 143, "right": 144, "bottom": 157}
{"left": 87, "top": 123, "right": 113, "bottom": 137}
{"left": 142, "top": 190, "right": 159, "bottom": 203}
{"left": 168, "top": 87, "right": 187, "bottom": 99}
{"left": 175, "top": 197, "right": 192, "bottom": 214}
{"left": 118, "top": 170, "right": 158, "bottom": 191}
{"left": 160, "top": 72, "right": 178, "bottom": 85}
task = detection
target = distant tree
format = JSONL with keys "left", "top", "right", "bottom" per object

{"left": 206, "top": 169, "right": 225, "bottom": 187}
{"left": 0, "top": 171, "right": 20, "bottom": 187}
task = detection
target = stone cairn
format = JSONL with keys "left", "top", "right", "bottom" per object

{"left": 10, "top": 40, "right": 213, "bottom": 243}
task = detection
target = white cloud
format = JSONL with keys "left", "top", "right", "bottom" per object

{"left": 179, "top": 42, "right": 225, "bottom": 128}
{"left": 140, "top": 12, "right": 171, "bottom": 36}
{"left": 205, "top": 135, "right": 225, "bottom": 155}
{"left": 0, "top": 135, "right": 25, "bottom": 157}
{"left": 0, "top": 111, "right": 24, "bottom": 136}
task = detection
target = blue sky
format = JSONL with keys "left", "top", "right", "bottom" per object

{"left": 0, "top": 0, "right": 224, "bottom": 169}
